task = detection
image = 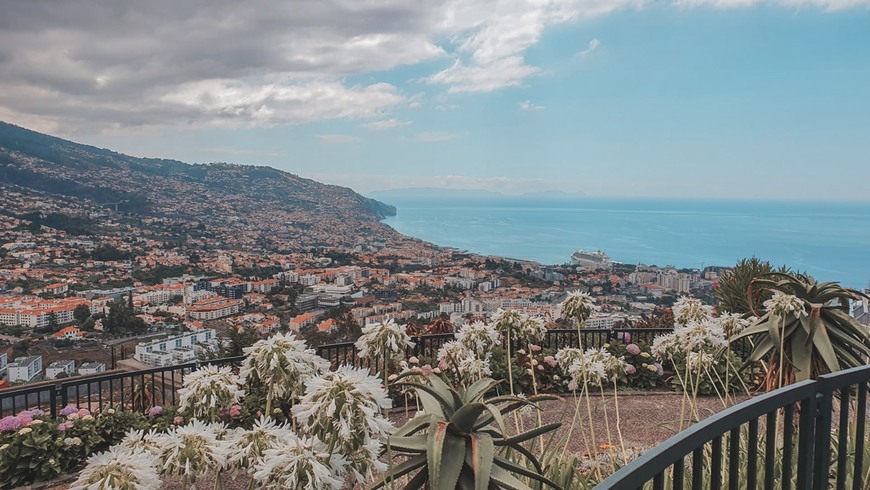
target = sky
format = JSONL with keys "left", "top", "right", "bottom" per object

{"left": 1, "top": 1, "right": 869, "bottom": 200}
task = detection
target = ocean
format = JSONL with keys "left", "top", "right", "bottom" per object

{"left": 380, "top": 197, "right": 870, "bottom": 289}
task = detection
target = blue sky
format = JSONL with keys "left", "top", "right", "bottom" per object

{"left": 2, "top": 1, "right": 869, "bottom": 199}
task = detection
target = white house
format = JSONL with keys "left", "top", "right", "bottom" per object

{"left": 7, "top": 356, "right": 42, "bottom": 383}
{"left": 78, "top": 362, "right": 106, "bottom": 375}
{"left": 45, "top": 360, "right": 76, "bottom": 379}
{"left": 0, "top": 352, "right": 7, "bottom": 378}
{"left": 133, "top": 329, "right": 216, "bottom": 367}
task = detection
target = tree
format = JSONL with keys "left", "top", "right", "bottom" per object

{"left": 714, "top": 258, "right": 789, "bottom": 316}
{"left": 103, "top": 298, "right": 147, "bottom": 334}
{"left": 425, "top": 314, "right": 454, "bottom": 334}
{"left": 733, "top": 272, "right": 870, "bottom": 390}
{"left": 73, "top": 304, "right": 91, "bottom": 323}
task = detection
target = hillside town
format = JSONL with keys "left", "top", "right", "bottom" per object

{"left": 0, "top": 182, "right": 741, "bottom": 388}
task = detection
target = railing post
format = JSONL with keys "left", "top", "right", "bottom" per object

{"left": 812, "top": 387, "right": 834, "bottom": 490}
{"left": 796, "top": 391, "right": 818, "bottom": 489}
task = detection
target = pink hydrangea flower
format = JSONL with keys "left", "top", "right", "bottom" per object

{"left": 543, "top": 356, "right": 556, "bottom": 367}
{"left": 626, "top": 344, "right": 641, "bottom": 356}
{"left": 173, "top": 416, "right": 185, "bottom": 425}
{"left": 229, "top": 405, "right": 242, "bottom": 417}
{"left": 57, "top": 421, "right": 74, "bottom": 431}
{"left": 621, "top": 332, "right": 632, "bottom": 343}
{"left": 625, "top": 365, "right": 637, "bottom": 375}
{"left": 530, "top": 344, "right": 542, "bottom": 353}
{"left": 0, "top": 416, "right": 23, "bottom": 432}
{"left": 148, "top": 406, "right": 163, "bottom": 417}
{"left": 77, "top": 408, "right": 91, "bottom": 418}
{"left": 59, "top": 406, "right": 78, "bottom": 417}
{"left": 420, "top": 364, "right": 433, "bottom": 376}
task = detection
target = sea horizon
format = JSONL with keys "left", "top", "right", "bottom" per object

{"left": 377, "top": 194, "right": 870, "bottom": 289}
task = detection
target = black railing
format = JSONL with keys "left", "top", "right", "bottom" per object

{"left": 0, "top": 355, "right": 244, "bottom": 417}
{"left": 597, "top": 364, "right": 870, "bottom": 490}
{"left": 0, "top": 328, "right": 675, "bottom": 416}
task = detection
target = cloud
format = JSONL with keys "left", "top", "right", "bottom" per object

{"left": 519, "top": 100, "right": 545, "bottom": 110}
{"left": 414, "top": 132, "right": 462, "bottom": 142}
{"left": 362, "top": 118, "right": 412, "bottom": 130}
{"left": 578, "top": 38, "right": 601, "bottom": 58}
{"left": 317, "top": 134, "right": 361, "bottom": 143}
{"left": 1, "top": 0, "right": 868, "bottom": 133}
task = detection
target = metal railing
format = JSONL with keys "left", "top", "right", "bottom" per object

{"left": 1, "top": 328, "right": 671, "bottom": 415}
{"left": 0, "top": 356, "right": 244, "bottom": 417}
{"left": 597, "top": 364, "right": 870, "bottom": 490}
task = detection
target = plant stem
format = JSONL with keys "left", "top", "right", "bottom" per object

{"left": 613, "top": 379, "right": 627, "bottom": 465}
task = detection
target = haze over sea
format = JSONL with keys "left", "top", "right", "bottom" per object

{"left": 377, "top": 194, "right": 870, "bottom": 289}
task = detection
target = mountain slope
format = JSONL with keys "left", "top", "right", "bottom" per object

{"left": 0, "top": 121, "right": 399, "bottom": 250}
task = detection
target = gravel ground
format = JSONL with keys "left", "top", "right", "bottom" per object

{"left": 42, "top": 392, "right": 747, "bottom": 490}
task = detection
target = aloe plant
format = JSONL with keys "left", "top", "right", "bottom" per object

{"left": 372, "top": 373, "right": 561, "bottom": 490}
{"left": 733, "top": 272, "right": 870, "bottom": 388}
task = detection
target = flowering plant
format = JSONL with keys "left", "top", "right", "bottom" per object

{"left": 252, "top": 434, "right": 348, "bottom": 490}
{"left": 560, "top": 290, "right": 597, "bottom": 327}
{"left": 227, "top": 417, "right": 292, "bottom": 474}
{"left": 672, "top": 297, "right": 713, "bottom": 326}
{"left": 455, "top": 320, "right": 500, "bottom": 356}
{"left": 178, "top": 365, "right": 245, "bottom": 422}
{"left": 69, "top": 446, "right": 160, "bottom": 490}
{"left": 292, "top": 365, "right": 392, "bottom": 483}
{"left": 355, "top": 318, "right": 414, "bottom": 369}
{"left": 240, "top": 332, "right": 329, "bottom": 413}
{"left": 155, "top": 420, "right": 228, "bottom": 484}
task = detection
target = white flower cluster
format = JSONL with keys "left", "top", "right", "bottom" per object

{"left": 226, "top": 417, "right": 292, "bottom": 473}
{"left": 560, "top": 290, "right": 598, "bottom": 325}
{"left": 253, "top": 434, "right": 348, "bottom": 490}
{"left": 177, "top": 365, "right": 245, "bottom": 421}
{"left": 156, "top": 420, "right": 229, "bottom": 480}
{"left": 764, "top": 292, "right": 807, "bottom": 319}
{"left": 492, "top": 309, "right": 547, "bottom": 343}
{"left": 240, "top": 332, "right": 329, "bottom": 402}
{"left": 718, "top": 312, "right": 751, "bottom": 338}
{"left": 69, "top": 446, "right": 160, "bottom": 490}
{"left": 455, "top": 320, "right": 500, "bottom": 356}
{"left": 457, "top": 354, "right": 493, "bottom": 383}
{"left": 672, "top": 297, "right": 713, "bottom": 326}
{"left": 355, "top": 318, "right": 414, "bottom": 363}
{"left": 652, "top": 319, "right": 729, "bottom": 362}
{"left": 292, "top": 365, "right": 393, "bottom": 483}
{"left": 559, "top": 347, "right": 627, "bottom": 389}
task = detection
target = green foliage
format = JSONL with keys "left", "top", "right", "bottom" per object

{"left": 374, "top": 374, "right": 561, "bottom": 490}
{"left": 95, "top": 409, "right": 148, "bottom": 447}
{"left": 714, "top": 258, "right": 788, "bottom": 316}
{"left": 102, "top": 298, "right": 147, "bottom": 334}
{"left": 0, "top": 421, "right": 65, "bottom": 488}
{"left": 88, "top": 244, "right": 134, "bottom": 262}
{"left": 734, "top": 272, "right": 870, "bottom": 385}
{"left": 605, "top": 340, "right": 662, "bottom": 389}
{"left": 73, "top": 304, "right": 91, "bottom": 323}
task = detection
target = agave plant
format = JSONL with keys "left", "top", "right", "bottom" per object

{"left": 733, "top": 272, "right": 870, "bottom": 389}
{"left": 373, "top": 373, "right": 561, "bottom": 490}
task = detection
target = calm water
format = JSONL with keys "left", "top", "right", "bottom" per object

{"left": 381, "top": 197, "right": 870, "bottom": 289}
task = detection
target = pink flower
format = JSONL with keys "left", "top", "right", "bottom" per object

{"left": 256, "top": 411, "right": 263, "bottom": 418}
{"left": 57, "top": 421, "right": 74, "bottom": 431}
{"left": 625, "top": 365, "right": 637, "bottom": 375}
{"left": 420, "top": 364, "right": 433, "bottom": 376}
{"left": 16, "top": 413, "right": 33, "bottom": 426}
{"left": 59, "top": 406, "right": 78, "bottom": 417}
{"left": 621, "top": 332, "right": 631, "bottom": 343}
{"left": 173, "top": 416, "right": 185, "bottom": 425}
{"left": 537, "top": 365, "right": 545, "bottom": 371}
{"left": 0, "top": 416, "right": 22, "bottom": 432}
{"left": 530, "top": 344, "right": 542, "bottom": 353}
{"left": 77, "top": 408, "right": 91, "bottom": 418}
{"left": 148, "top": 406, "right": 163, "bottom": 417}
{"left": 438, "top": 359, "right": 449, "bottom": 371}
{"left": 229, "top": 405, "right": 242, "bottom": 417}
{"left": 626, "top": 344, "right": 641, "bottom": 356}
{"left": 543, "top": 356, "right": 556, "bottom": 368}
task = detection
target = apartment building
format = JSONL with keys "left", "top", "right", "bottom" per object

{"left": 133, "top": 329, "right": 216, "bottom": 367}
{"left": 7, "top": 356, "right": 42, "bottom": 383}
{"left": 46, "top": 360, "right": 76, "bottom": 379}
{"left": 187, "top": 297, "right": 243, "bottom": 320}
{"left": 78, "top": 362, "right": 106, "bottom": 375}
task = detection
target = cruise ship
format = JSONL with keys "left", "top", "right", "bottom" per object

{"left": 571, "top": 250, "right": 612, "bottom": 268}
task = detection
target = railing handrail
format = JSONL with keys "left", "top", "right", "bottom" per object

{"left": 596, "top": 363, "right": 870, "bottom": 489}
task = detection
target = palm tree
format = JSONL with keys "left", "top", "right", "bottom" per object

{"left": 426, "top": 314, "right": 454, "bottom": 334}
{"left": 714, "top": 258, "right": 789, "bottom": 316}
{"left": 733, "top": 272, "right": 870, "bottom": 390}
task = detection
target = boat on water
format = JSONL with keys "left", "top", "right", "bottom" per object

{"left": 571, "top": 249, "right": 612, "bottom": 268}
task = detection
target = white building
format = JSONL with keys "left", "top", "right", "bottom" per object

{"left": 133, "top": 329, "right": 216, "bottom": 367}
{"left": 187, "top": 297, "right": 242, "bottom": 321}
{"left": 46, "top": 360, "right": 76, "bottom": 379}
{"left": 7, "top": 356, "right": 42, "bottom": 383}
{"left": 78, "top": 362, "right": 106, "bottom": 375}
{"left": 0, "top": 352, "right": 7, "bottom": 378}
